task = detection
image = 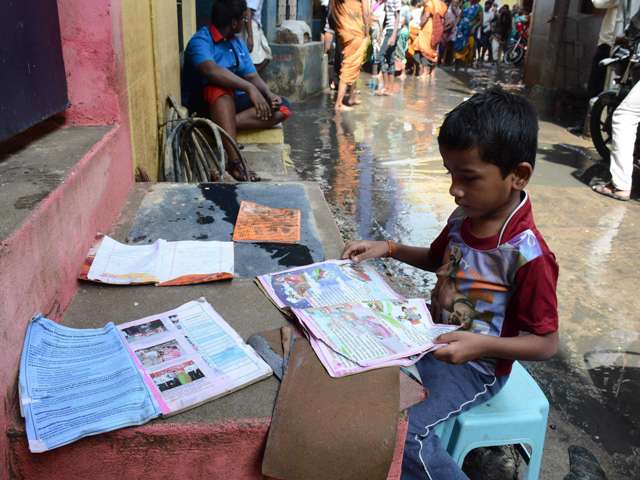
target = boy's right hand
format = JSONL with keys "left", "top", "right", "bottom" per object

{"left": 342, "top": 240, "right": 390, "bottom": 263}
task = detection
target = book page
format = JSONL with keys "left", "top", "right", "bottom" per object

{"left": 87, "top": 235, "right": 160, "bottom": 284}
{"left": 18, "top": 316, "right": 161, "bottom": 452}
{"left": 294, "top": 299, "right": 459, "bottom": 369}
{"left": 117, "top": 299, "right": 271, "bottom": 414}
{"left": 156, "top": 240, "right": 234, "bottom": 285}
{"left": 232, "top": 200, "right": 301, "bottom": 243}
{"left": 257, "top": 260, "right": 404, "bottom": 309}
{"left": 308, "top": 334, "right": 419, "bottom": 378}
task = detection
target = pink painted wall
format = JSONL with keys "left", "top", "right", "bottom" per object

{"left": 0, "top": 0, "right": 133, "bottom": 475}
{"left": 56, "top": 0, "right": 124, "bottom": 125}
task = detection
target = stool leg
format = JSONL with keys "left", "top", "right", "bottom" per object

{"left": 524, "top": 440, "right": 543, "bottom": 480}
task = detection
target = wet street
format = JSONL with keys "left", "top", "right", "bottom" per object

{"left": 285, "top": 66, "right": 640, "bottom": 479}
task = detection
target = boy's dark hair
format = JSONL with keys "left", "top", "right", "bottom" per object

{"left": 438, "top": 88, "right": 538, "bottom": 177}
{"left": 211, "top": 0, "right": 247, "bottom": 29}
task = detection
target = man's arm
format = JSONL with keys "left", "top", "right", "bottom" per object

{"left": 245, "top": 72, "right": 276, "bottom": 101}
{"left": 245, "top": 9, "right": 254, "bottom": 52}
{"left": 433, "top": 330, "right": 559, "bottom": 365}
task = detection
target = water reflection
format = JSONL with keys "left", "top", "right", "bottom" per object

{"left": 286, "top": 73, "right": 468, "bottom": 294}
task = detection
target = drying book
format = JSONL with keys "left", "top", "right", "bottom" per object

{"left": 19, "top": 299, "right": 272, "bottom": 452}
{"left": 256, "top": 260, "right": 458, "bottom": 377}
{"left": 79, "top": 235, "right": 234, "bottom": 286}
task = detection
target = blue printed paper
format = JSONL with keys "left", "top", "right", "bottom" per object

{"left": 19, "top": 315, "right": 161, "bottom": 452}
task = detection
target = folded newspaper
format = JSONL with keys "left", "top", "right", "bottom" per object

{"left": 19, "top": 299, "right": 272, "bottom": 452}
{"left": 256, "top": 260, "right": 458, "bottom": 377}
{"left": 79, "top": 235, "right": 234, "bottom": 286}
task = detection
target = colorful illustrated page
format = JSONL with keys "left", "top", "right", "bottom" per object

{"left": 258, "top": 260, "right": 403, "bottom": 309}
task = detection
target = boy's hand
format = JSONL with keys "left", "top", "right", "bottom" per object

{"left": 432, "top": 331, "right": 490, "bottom": 365}
{"left": 342, "top": 240, "right": 390, "bottom": 262}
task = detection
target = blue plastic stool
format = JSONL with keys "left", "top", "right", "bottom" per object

{"left": 433, "top": 362, "right": 549, "bottom": 480}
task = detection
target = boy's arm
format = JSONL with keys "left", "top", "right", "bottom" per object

{"left": 433, "top": 330, "right": 559, "bottom": 365}
{"left": 342, "top": 241, "right": 436, "bottom": 270}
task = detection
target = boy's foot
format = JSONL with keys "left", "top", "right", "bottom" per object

{"left": 592, "top": 183, "right": 630, "bottom": 201}
{"left": 375, "top": 88, "right": 391, "bottom": 96}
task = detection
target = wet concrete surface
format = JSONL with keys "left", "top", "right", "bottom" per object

{"left": 284, "top": 65, "right": 640, "bottom": 479}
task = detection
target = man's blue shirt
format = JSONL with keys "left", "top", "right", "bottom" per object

{"left": 182, "top": 26, "right": 256, "bottom": 111}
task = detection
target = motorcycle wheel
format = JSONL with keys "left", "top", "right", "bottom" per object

{"left": 504, "top": 44, "right": 524, "bottom": 65}
{"left": 590, "top": 92, "right": 619, "bottom": 162}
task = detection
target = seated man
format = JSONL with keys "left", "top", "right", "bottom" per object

{"left": 182, "top": 0, "right": 291, "bottom": 181}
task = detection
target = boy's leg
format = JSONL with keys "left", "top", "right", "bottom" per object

{"left": 401, "top": 355, "right": 508, "bottom": 480}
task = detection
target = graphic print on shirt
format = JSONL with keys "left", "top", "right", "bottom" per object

{"left": 430, "top": 214, "right": 543, "bottom": 346}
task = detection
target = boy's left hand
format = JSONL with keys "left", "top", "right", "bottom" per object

{"left": 432, "top": 331, "right": 489, "bottom": 365}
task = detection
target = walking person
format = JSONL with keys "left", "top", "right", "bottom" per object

{"left": 333, "top": 0, "right": 370, "bottom": 111}
{"left": 440, "top": 0, "right": 461, "bottom": 66}
{"left": 413, "top": 0, "right": 449, "bottom": 78}
{"left": 593, "top": 6, "right": 640, "bottom": 200}
{"left": 378, "top": 0, "right": 402, "bottom": 95}
{"left": 479, "top": 0, "right": 495, "bottom": 62}
{"left": 491, "top": 4, "right": 511, "bottom": 63}
{"left": 453, "top": 0, "right": 482, "bottom": 69}
{"left": 370, "top": 0, "right": 388, "bottom": 90}
{"left": 395, "top": 0, "right": 414, "bottom": 79}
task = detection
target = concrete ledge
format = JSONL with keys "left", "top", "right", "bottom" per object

{"left": 262, "top": 42, "right": 327, "bottom": 101}
{"left": 237, "top": 126, "right": 284, "bottom": 145}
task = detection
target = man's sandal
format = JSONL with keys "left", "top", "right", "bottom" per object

{"left": 592, "top": 183, "right": 631, "bottom": 201}
{"left": 227, "top": 158, "right": 261, "bottom": 182}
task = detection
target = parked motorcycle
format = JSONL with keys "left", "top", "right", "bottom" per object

{"left": 504, "top": 21, "right": 528, "bottom": 65}
{"left": 590, "top": 40, "right": 640, "bottom": 162}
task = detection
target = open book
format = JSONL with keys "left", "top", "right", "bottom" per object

{"left": 80, "top": 235, "right": 234, "bottom": 286}
{"left": 19, "top": 299, "right": 272, "bottom": 452}
{"left": 256, "top": 260, "right": 458, "bottom": 377}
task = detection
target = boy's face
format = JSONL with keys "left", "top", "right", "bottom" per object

{"left": 441, "top": 147, "right": 528, "bottom": 220}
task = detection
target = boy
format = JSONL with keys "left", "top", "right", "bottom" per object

{"left": 342, "top": 88, "right": 559, "bottom": 479}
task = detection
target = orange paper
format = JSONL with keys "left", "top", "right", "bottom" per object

{"left": 232, "top": 201, "right": 301, "bottom": 244}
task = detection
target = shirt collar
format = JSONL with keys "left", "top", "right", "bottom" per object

{"left": 209, "top": 25, "right": 224, "bottom": 43}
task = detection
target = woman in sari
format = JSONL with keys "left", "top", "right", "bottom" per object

{"left": 453, "top": 0, "right": 482, "bottom": 67}
{"left": 333, "top": 0, "right": 370, "bottom": 111}
{"left": 413, "top": 0, "right": 449, "bottom": 78}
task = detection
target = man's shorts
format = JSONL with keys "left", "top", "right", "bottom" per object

{"left": 201, "top": 86, "right": 292, "bottom": 119}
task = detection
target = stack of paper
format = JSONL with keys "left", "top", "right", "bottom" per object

{"left": 256, "top": 260, "right": 458, "bottom": 377}
{"left": 80, "top": 235, "right": 234, "bottom": 286}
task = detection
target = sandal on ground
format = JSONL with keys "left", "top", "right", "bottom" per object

{"left": 592, "top": 183, "right": 630, "bottom": 201}
{"left": 227, "top": 159, "right": 261, "bottom": 182}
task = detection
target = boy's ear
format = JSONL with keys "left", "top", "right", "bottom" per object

{"left": 510, "top": 162, "right": 533, "bottom": 190}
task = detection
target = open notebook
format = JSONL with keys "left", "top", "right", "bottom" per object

{"left": 19, "top": 299, "right": 271, "bottom": 452}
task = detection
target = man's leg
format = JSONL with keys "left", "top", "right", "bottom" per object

{"left": 236, "top": 107, "right": 286, "bottom": 129}
{"left": 610, "top": 81, "right": 640, "bottom": 191}
{"left": 207, "top": 94, "right": 247, "bottom": 181}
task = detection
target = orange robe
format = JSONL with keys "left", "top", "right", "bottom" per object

{"left": 414, "top": 0, "right": 449, "bottom": 63}
{"left": 333, "top": 0, "right": 368, "bottom": 84}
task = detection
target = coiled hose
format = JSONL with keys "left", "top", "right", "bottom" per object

{"left": 160, "top": 96, "right": 251, "bottom": 182}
